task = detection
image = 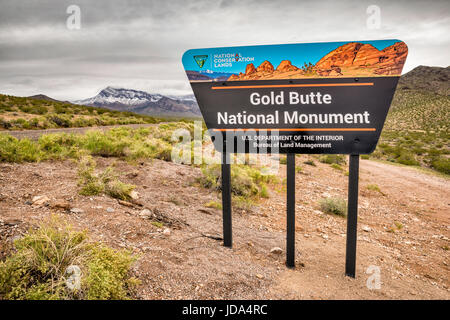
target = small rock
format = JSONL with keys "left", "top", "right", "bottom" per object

{"left": 256, "top": 274, "right": 264, "bottom": 279}
{"left": 362, "top": 226, "right": 372, "bottom": 232}
{"left": 270, "top": 247, "right": 283, "bottom": 255}
{"left": 53, "top": 200, "right": 71, "bottom": 211}
{"left": 322, "top": 234, "right": 329, "bottom": 240}
{"left": 162, "top": 228, "right": 171, "bottom": 235}
{"left": 70, "top": 208, "right": 84, "bottom": 214}
{"left": 130, "top": 191, "right": 139, "bottom": 200}
{"left": 139, "top": 209, "right": 152, "bottom": 218}
{"left": 106, "top": 207, "right": 115, "bottom": 213}
{"left": 32, "top": 195, "right": 50, "bottom": 206}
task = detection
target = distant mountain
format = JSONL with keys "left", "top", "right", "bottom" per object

{"left": 397, "top": 66, "right": 449, "bottom": 96}
{"left": 73, "top": 87, "right": 201, "bottom": 117}
{"left": 27, "top": 94, "right": 60, "bottom": 102}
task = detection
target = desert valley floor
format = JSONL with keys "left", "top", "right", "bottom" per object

{"left": 0, "top": 156, "right": 449, "bottom": 299}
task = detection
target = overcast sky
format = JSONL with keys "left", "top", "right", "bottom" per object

{"left": 0, "top": 0, "right": 448, "bottom": 100}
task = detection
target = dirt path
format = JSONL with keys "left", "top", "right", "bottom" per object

{"left": 0, "top": 123, "right": 162, "bottom": 140}
{"left": 0, "top": 156, "right": 448, "bottom": 299}
{"left": 360, "top": 160, "right": 449, "bottom": 223}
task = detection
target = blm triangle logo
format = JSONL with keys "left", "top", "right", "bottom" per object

{"left": 194, "top": 55, "right": 208, "bottom": 68}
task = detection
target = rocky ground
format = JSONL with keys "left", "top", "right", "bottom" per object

{"left": 0, "top": 156, "right": 448, "bottom": 299}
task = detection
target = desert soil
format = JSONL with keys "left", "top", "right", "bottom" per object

{"left": 0, "top": 156, "right": 448, "bottom": 299}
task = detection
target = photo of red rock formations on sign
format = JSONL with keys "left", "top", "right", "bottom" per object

{"left": 227, "top": 41, "right": 408, "bottom": 81}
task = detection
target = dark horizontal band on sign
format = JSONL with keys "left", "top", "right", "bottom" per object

{"left": 212, "top": 128, "right": 376, "bottom": 132}
{"left": 211, "top": 83, "right": 374, "bottom": 90}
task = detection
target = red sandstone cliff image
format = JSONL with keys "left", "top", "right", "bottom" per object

{"left": 227, "top": 41, "right": 408, "bottom": 81}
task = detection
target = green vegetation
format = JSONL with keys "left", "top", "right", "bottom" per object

{"left": 301, "top": 62, "right": 317, "bottom": 77}
{"left": 0, "top": 122, "right": 195, "bottom": 163}
{"left": 0, "top": 218, "right": 139, "bottom": 300}
{"left": 205, "top": 201, "right": 222, "bottom": 210}
{"left": 77, "top": 158, "right": 136, "bottom": 201}
{"left": 198, "top": 164, "right": 276, "bottom": 199}
{"left": 0, "top": 94, "right": 162, "bottom": 130}
{"left": 318, "top": 197, "right": 347, "bottom": 217}
{"left": 372, "top": 89, "right": 449, "bottom": 174}
{"left": 151, "top": 221, "right": 164, "bottom": 228}
{"left": 366, "top": 184, "right": 385, "bottom": 196}
{"left": 319, "top": 154, "right": 346, "bottom": 165}
{"left": 387, "top": 221, "right": 404, "bottom": 233}
{"left": 330, "top": 163, "right": 343, "bottom": 171}
{"left": 197, "top": 164, "right": 277, "bottom": 209}
{"left": 304, "top": 159, "right": 316, "bottom": 166}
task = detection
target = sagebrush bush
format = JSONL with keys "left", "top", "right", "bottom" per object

{"left": 0, "top": 122, "right": 193, "bottom": 164}
{"left": 0, "top": 218, "right": 139, "bottom": 300}
{"left": 319, "top": 197, "right": 347, "bottom": 216}
{"left": 77, "top": 157, "right": 135, "bottom": 200}
{"left": 319, "top": 154, "right": 346, "bottom": 165}
{"left": 0, "top": 135, "right": 41, "bottom": 163}
{"left": 431, "top": 157, "right": 450, "bottom": 175}
{"left": 198, "top": 164, "right": 276, "bottom": 200}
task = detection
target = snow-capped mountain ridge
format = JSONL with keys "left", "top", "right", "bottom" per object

{"left": 75, "top": 87, "right": 164, "bottom": 106}
{"left": 73, "top": 87, "right": 200, "bottom": 117}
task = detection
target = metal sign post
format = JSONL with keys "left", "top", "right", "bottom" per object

{"left": 221, "top": 149, "right": 232, "bottom": 248}
{"left": 345, "top": 154, "right": 360, "bottom": 277}
{"left": 286, "top": 153, "right": 296, "bottom": 268}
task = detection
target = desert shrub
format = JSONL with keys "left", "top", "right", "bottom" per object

{"left": 1, "top": 123, "right": 194, "bottom": 164}
{"left": 301, "top": 62, "right": 317, "bottom": 76}
{"left": 0, "top": 218, "right": 139, "bottom": 300}
{"left": 0, "top": 119, "right": 12, "bottom": 129}
{"left": 260, "top": 184, "right": 269, "bottom": 198}
{"left": 319, "top": 197, "right": 347, "bottom": 216}
{"left": 38, "top": 133, "right": 81, "bottom": 160}
{"left": 77, "top": 157, "right": 135, "bottom": 200}
{"left": 396, "top": 151, "right": 419, "bottom": 166}
{"left": 0, "top": 134, "right": 41, "bottom": 162}
{"left": 431, "top": 157, "right": 450, "bottom": 175}
{"left": 105, "top": 179, "right": 135, "bottom": 201}
{"left": 331, "top": 163, "right": 343, "bottom": 171}
{"left": 83, "top": 131, "right": 129, "bottom": 157}
{"left": 49, "top": 115, "right": 71, "bottom": 128}
{"left": 77, "top": 157, "right": 106, "bottom": 196}
{"left": 279, "top": 156, "right": 287, "bottom": 164}
{"left": 205, "top": 201, "right": 222, "bottom": 210}
{"left": 366, "top": 184, "right": 385, "bottom": 196}
{"left": 319, "top": 154, "right": 346, "bottom": 165}
{"left": 198, "top": 164, "right": 276, "bottom": 199}
{"left": 304, "top": 160, "right": 316, "bottom": 166}
{"left": 146, "top": 138, "right": 172, "bottom": 161}
{"left": 18, "top": 104, "right": 47, "bottom": 115}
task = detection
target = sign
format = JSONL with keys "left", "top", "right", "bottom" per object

{"left": 182, "top": 40, "right": 408, "bottom": 154}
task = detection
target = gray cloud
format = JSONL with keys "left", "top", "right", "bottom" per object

{"left": 0, "top": 0, "right": 448, "bottom": 100}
